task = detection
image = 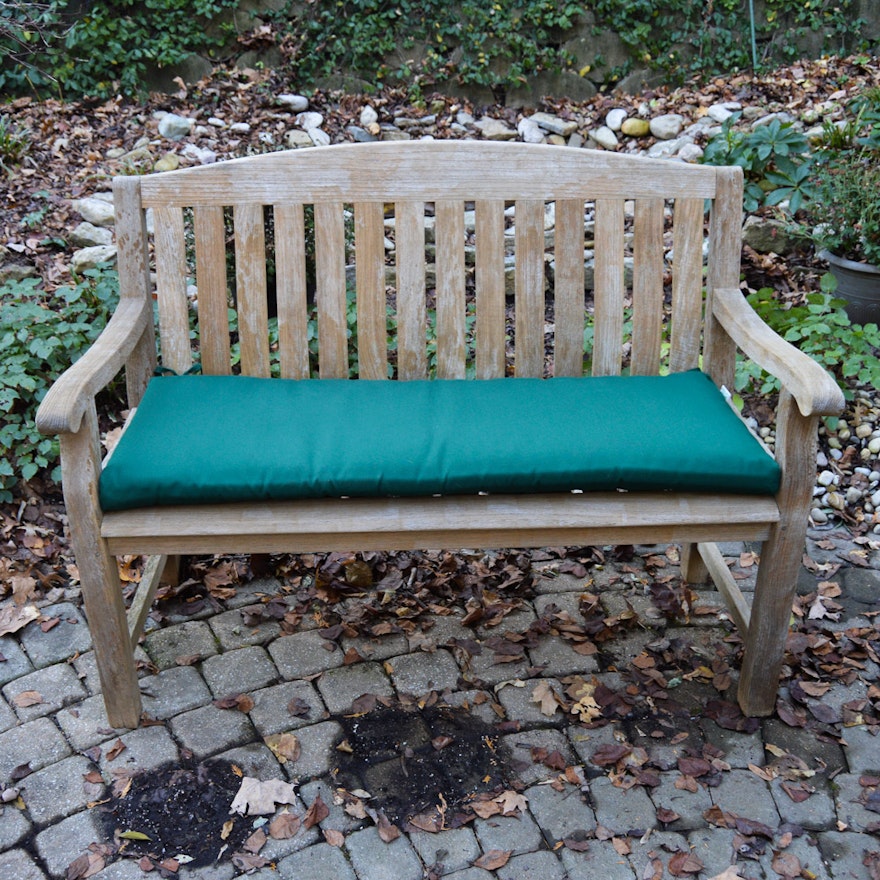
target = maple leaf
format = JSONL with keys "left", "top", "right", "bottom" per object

{"left": 495, "top": 790, "right": 528, "bottom": 815}
{"left": 230, "top": 777, "right": 298, "bottom": 816}
{"left": 531, "top": 681, "right": 561, "bottom": 716}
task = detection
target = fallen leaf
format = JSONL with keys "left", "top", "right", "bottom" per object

{"left": 0, "top": 604, "right": 40, "bottom": 637}
{"left": 473, "top": 850, "right": 511, "bottom": 870}
{"left": 269, "top": 810, "right": 302, "bottom": 839}
{"left": 105, "top": 739, "right": 127, "bottom": 762}
{"left": 611, "top": 836, "right": 631, "bottom": 855}
{"left": 376, "top": 811, "right": 401, "bottom": 842}
{"left": 591, "top": 743, "right": 632, "bottom": 767}
{"left": 264, "top": 732, "right": 301, "bottom": 763}
{"left": 324, "top": 828, "right": 345, "bottom": 847}
{"left": 496, "top": 790, "right": 528, "bottom": 815}
{"left": 13, "top": 690, "right": 43, "bottom": 708}
{"left": 771, "top": 851, "right": 801, "bottom": 878}
{"left": 231, "top": 853, "right": 269, "bottom": 871}
{"left": 303, "top": 794, "right": 330, "bottom": 829}
{"left": 707, "top": 868, "right": 745, "bottom": 880}
{"left": 531, "top": 681, "right": 561, "bottom": 716}
{"left": 213, "top": 693, "right": 255, "bottom": 713}
{"left": 668, "top": 850, "right": 705, "bottom": 875}
{"left": 243, "top": 828, "right": 267, "bottom": 854}
{"left": 229, "top": 777, "right": 298, "bottom": 816}
{"left": 65, "top": 852, "right": 104, "bottom": 879}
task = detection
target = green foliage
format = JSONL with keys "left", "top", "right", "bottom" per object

{"left": 735, "top": 288, "right": 880, "bottom": 399}
{"left": 0, "top": 265, "right": 120, "bottom": 501}
{"left": 0, "top": 114, "right": 31, "bottom": 169}
{"left": 702, "top": 114, "right": 814, "bottom": 213}
{"left": 273, "top": 0, "right": 583, "bottom": 94}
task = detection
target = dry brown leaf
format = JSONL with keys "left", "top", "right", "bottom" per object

{"left": 105, "top": 739, "right": 126, "bottom": 762}
{"left": 0, "top": 603, "right": 40, "bottom": 638}
{"left": 611, "top": 836, "right": 631, "bottom": 855}
{"left": 376, "top": 812, "right": 401, "bottom": 843}
{"left": 230, "top": 777, "right": 298, "bottom": 816}
{"left": 265, "top": 732, "right": 301, "bottom": 764}
{"left": 324, "top": 828, "right": 345, "bottom": 847}
{"left": 531, "top": 681, "right": 561, "bottom": 716}
{"left": 668, "top": 850, "right": 705, "bottom": 875}
{"left": 473, "top": 850, "right": 512, "bottom": 870}
{"left": 495, "top": 790, "right": 528, "bottom": 815}
{"left": 707, "top": 869, "right": 745, "bottom": 880}
{"left": 243, "top": 828, "right": 267, "bottom": 854}
{"left": 303, "top": 794, "right": 330, "bottom": 829}
{"left": 65, "top": 851, "right": 105, "bottom": 880}
{"left": 269, "top": 811, "right": 302, "bottom": 839}
{"left": 13, "top": 689, "right": 43, "bottom": 708}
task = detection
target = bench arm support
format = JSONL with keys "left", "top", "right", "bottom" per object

{"left": 711, "top": 287, "right": 845, "bottom": 418}
{"left": 36, "top": 297, "right": 153, "bottom": 436}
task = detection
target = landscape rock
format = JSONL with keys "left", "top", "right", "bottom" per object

{"left": 276, "top": 94, "right": 309, "bottom": 111}
{"left": 229, "top": 122, "right": 251, "bottom": 134}
{"left": 75, "top": 197, "right": 115, "bottom": 227}
{"left": 309, "top": 127, "right": 331, "bottom": 147}
{"left": 591, "top": 125, "right": 619, "bottom": 150}
{"left": 647, "top": 136, "right": 692, "bottom": 159}
{"left": 528, "top": 112, "right": 578, "bottom": 137}
{"left": 473, "top": 117, "right": 517, "bottom": 141}
{"left": 605, "top": 108, "right": 628, "bottom": 131}
{"left": 620, "top": 117, "right": 651, "bottom": 137}
{"left": 296, "top": 111, "right": 324, "bottom": 131}
{"left": 285, "top": 130, "right": 314, "bottom": 148}
{"left": 71, "top": 246, "right": 117, "bottom": 273}
{"left": 517, "top": 118, "right": 545, "bottom": 144}
{"left": 157, "top": 113, "right": 194, "bottom": 140}
{"left": 70, "top": 222, "right": 114, "bottom": 248}
{"left": 649, "top": 113, "right": 685, "bottom": 140}
{"left": 181, "top": 144, "right": 217, "bottom": 164}
{"left": 0, "top": 263, "right": 37, "bottom": 283}
{"left": 346, "top": 125, "right": 376, "bottom": 143}
{"left": 742, "top": 216, "right": 799, "bottom": 255}
{"left": 707, "top": 101, "right": 741, "bottom": 122}
{"left": 154, "top": 153, "right": 180, "bottom": 172}
{"left": 360, "top": 106, "right": 379, "bottom": 127}
{"left": 677, "top": 142, "right": 704, "bottom": 163}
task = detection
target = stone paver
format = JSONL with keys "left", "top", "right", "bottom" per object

{"left": 169, "top": 703, "right": 257, "bottom": 759}
{"left": 524, "top": 781, "right": 597, "bottom": 843}
{"left": 138, "top": 664, "right": 213, "bottom": 720}
{"left": 709, "top": 768, "right": 781, "bottom": 828}
{"left": 143, "top": 619, "right": 218, "bottom": 669}
{"left": 649, "top": 772, "right": 714, "bottom": 830}
{"left": 0, "top": 694, "right": 18, "bottom": 733}
{"left": 589, "top": 775, "right": 657, "bottom": 835}
{"left": 0, "top": 801, "right": 32, "bottom": 850}
{"left": 200, "top": 645, "right": 278, "bottom": 697}
{"left": 18, "top": 603, "right": 92, "bottom": 668}
{"left": 248, "top": 679, "right": 327, "bottom": 736}
{"left": 497, "top": 850, "right": 567, "bottom": 879}
{"left": 409, "top": 826, "right": 481, "bottom": 875}
{"left": 97, "top": 724, "right": 179, "bottom": 777}
{"left": 277, "top": 841, "right": 357, "bottom": 880}
{"left": 387, "top": 648, "right": 462, "bottom": 695}
{"left": 500, "top": 727, "right": 577, "bottom": 785}
{"left": 473, "top": 812, "right": 543, "bottom": 856}
{"left": 0, "top": 848, "right": 47, "bottom": 880}
{"left": 269, "top": 630, "right": 346, "bottom": 679}
{"left": 0, "top": 636, "right": 35, "bottom": 686}
{"left": 769, "top": 776, "right": 836, "bottom": 830}
{"left": 0, "top": 717, "right": 71, "bottom": 783}
{"left": 33, "top": 808, "right": 103, "bottom": 878}
{"left": 19, "top": 755, "right": 94, "bottom": 825}
{"left": 209, "top": 607, "right": 281, "bottom": 650}
{"left": 284, "top": 720, "right": 344, "bottom": 780}
{"left": 55, "top": 694, "right": 121, "bottom": 750}
{"left": 559, "top": 842, "right": 637, "bottom": 879}
{"left": 345, "top": 826, "right": 424, "bottom": 880}
{"left": 2, "top": 662, "right": 87, "bottom": 723}
{"left": 315, "top": 662, "right": 394, "bottom": 714}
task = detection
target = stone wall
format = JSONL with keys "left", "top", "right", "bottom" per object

{"left": 150, "top": 0, "right": 880, "bottom": 103}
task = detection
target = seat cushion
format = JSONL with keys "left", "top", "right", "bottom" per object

{"left": 98, "top": 369, "right": 780, "bottom": 512}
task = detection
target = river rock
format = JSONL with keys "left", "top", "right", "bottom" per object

{"left": 517, "top": 118, "right": 545, "bottom": 144}
{"left": 181, "top": 144, "right": 217, "bottom": 164}
{"left": 75, "top": 197, "right": 115, "bottom": 227}
{"left": 650, "top": 114, "right": 684, "bottom": 140}
{"left": 157, "top": 113, "right": 194, "bottom": 140}
{"left": 346, "top": 125, "right": 376, "bottom": 143}
{"left": 285, "top": 130, "right": 314, "bottom": 148}
{"left": 296, "top": 111, "right": 324, "bottom": 131}
{"left": 620, "top": 117, "right": 650, "bottom": 137}
{"left": 473, "top": 118, "right": 517, "bottom": 141}
{"left": 308, "top": 128, "right": 331, "bottom": 147}
{"left": 71, "top": 246, "right": 117, "bottom": 273}
{"left": 707, "top": 102, "right": 740, "bottom": 123}
{"left": 230, "top": 122, "right": 251, "bottom": 134}
{"left": 677, "top": 142, "right": 704, "bottom": 163}
{"left": 277, "top": 94, "right": 309, "bottom": 111}
{"left": 605, "top": 108, "right": 628, "bottom": 131}
{"left": 154, "top": 153, "right": 180, "bottom": 172}
{"left": 529, "top": 112, "right": 577, "bottom": 137}
{"left": 71, "top": 222, "right": 113, "bottom": 248}
{"left": 742, "top": 216, "right": 798, "bottom": 255}
{"left": 0, "top": 263, "right": 37, "bottom": 283}
{"left": 360, "top": 106, "right": 379, "bottom": 127}
{"left": 592, "top": 126, "right": 619, "bottom": 150}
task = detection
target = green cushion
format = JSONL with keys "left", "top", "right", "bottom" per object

{"left": 98, "top": 369, "right": 780, "bottom": 512}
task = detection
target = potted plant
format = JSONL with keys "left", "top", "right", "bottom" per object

{"left": 802, "top": 91, "right": 880, "bottom": 325}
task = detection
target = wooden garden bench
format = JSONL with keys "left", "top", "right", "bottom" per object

{"left": 36, "top": 141, "right": 844, "bottom": 729}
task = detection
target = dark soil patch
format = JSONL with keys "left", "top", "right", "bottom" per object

{"left": 334, "top": 703, "right": 512, "bottom": 825}
{"left": 96, "top": 759, "right": 251, "bottom": 869}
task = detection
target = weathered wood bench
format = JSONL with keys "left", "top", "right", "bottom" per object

{"left": 36, "top": 141, "right": 844, "bottom": 729}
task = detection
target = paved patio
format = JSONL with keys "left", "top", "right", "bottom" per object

{"left": 0, "top": 529, "right": 877, "bottom": 880}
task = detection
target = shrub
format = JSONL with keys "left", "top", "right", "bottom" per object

{"left": 0, "top": 265, "right": 120, "bottom": 501}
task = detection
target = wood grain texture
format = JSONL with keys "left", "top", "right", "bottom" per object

{"left": 669, "top": 197, "right": 705, "bottom": 373}
{"left": 154, "top": 205, "right": 192, "bottom": 375}
{"left": 696, "top": 541, "right": 751, "bottom": 636}
{"left": 553, "top": 199, "right": 586, "bottom": 377}
{"left": 234, "top": 204, "right": 270, "bottom": 377}
{"left": 434, "top": 200, "right": 467, "bottom": 379}
{"left": 194, "top": 206, "right": 231, "bottom": 375}
{"left": 140, "top": 142, "right": 718, "bottom": 206}
{"left": 354, "top": 201, "right": 388, "bottom": 380}
{"left": 592, "top": 198, "right": 625, "bottom": 376}
{"left": 631, "top": 198, "right": 665, "bottom": 376}
{"left": 274, "top": 203, "right": 310, "bottom": 379}
{"left": 514, "top": 199, "right": 546, "bottom": 378}
{"left": 314, "top": 202, "right": 348, "bottom": 378}
{"left": 395, "top": 201, "right": 427, "bottom": 380}
{"left": 475, "top": 200, "right": 506, "bottom": 379}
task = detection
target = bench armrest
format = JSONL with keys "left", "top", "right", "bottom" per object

{"left": 711, "top": 287, "right": 845, "bottom": 418}
{"left": 36, "top": 297, "right": 153, "bottom": 436}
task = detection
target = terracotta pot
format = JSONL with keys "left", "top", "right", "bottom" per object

{"left": 819, "top": 249, "right": 880, "bottom": 325}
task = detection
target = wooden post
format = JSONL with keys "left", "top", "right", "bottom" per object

{"left": 60, "top": 403, "right": 142, "bottom": 728}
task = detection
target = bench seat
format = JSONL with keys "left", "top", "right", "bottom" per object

{"left": 100, "top": 369, "right": 780, "bottom": 511}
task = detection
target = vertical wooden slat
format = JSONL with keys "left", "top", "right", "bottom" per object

{"left": 704, "top": 167, "right": 743, "bottom": 390}
{"left": 396, "top": 201, "right": 427, "bottom": 380}
{"left": 355, "top": 201, "right": 388, "bottom": 380}
{"left": 592, "top": 198, "right": 625, "bottom": 377}
{"left": 153, "top": 205, "right": 192, "bottom": 375}
{"left": 631, "top": 198, "right": 665, "bottom": 376}
{"left": 435, "top": 200, "right": 466, "bottom": 379}
{"left": 475, "top": 199, "right": 506, "bottom": 379}
{"left": 553, "top": 199, "right": 585, "bottom": 377}
{"left": 515, "top": 199, "right": 546, "bottom": 378}
{"left": 274, "top": 203, "right": 310, "bottom": 379}
{"left": 193, "top": 206, "right": 231, "bottom": 375}
{"left": 670, "top": 197, "right": 705, "bottom": 373}
{"left": 314, "top": 201, "right": 348, "bottom": 379}
{"left": 234, "top": 204, "right": 270, "bottom": 377}
{"left": 114, "top": 177, "right": 156, "bottom": 407}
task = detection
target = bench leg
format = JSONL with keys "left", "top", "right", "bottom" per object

{"left": 737, "top": 391, "right": 816, "bottom": 717}
{"left": 60, "top": 404, "right": 142, "bottom": 729}
{"left": 680, "top": 542, "right": 710, "bottom": 584}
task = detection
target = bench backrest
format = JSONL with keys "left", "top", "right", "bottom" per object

{"left": 115, "top": 141, "right": 743, "bottom": 389}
